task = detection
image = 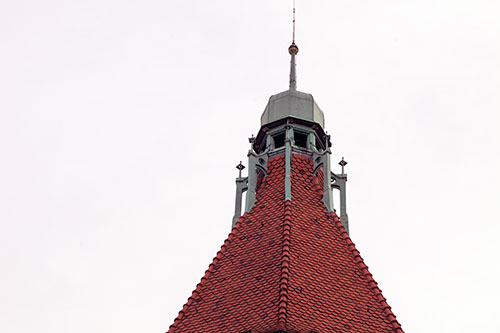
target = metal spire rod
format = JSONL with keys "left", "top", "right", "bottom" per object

{"left": 292, "top": 0, "right": 296, "bottom": 43}
{"left": 288, "top": 0, "right": 299, "bottom": 91}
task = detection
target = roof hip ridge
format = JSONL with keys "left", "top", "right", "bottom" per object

{"left": 329, "top": 211, "right": 404, "bottom": 333}
{"left": 277, "top": 199, "right": 293, "bottom": 331}
{"left": 167, "top": 213, "right": 248, "bottom": 333}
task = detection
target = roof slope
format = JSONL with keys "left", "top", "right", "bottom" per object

{"left": 168, "top": 153, "right": 402, "bottom": 332}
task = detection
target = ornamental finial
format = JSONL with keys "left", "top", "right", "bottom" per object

{"left": 339, "top": 157, "right": 347, "bottom": 176}
{"left": 236, "top": 161, "right": 245, "bottom": 178}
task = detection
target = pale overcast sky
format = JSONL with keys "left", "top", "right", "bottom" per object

{"left": 1, "top": 0, "right": 499, "bottom": 332}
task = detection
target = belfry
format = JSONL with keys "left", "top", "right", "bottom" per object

{"left": 167, "top": 9, "right": 402, "bottom": 333}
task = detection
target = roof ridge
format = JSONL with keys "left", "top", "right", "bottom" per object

{"left": 308, "top": 160, "right": 403, "bottom": 331}
{"left": 277, "top": 199, "right": 293, "bottom": 331}
{"left": 328, "top": 211, "right": 404, "bottom": 333}
{"left": 167, "top": 213, "right": 248, "bottom": 333}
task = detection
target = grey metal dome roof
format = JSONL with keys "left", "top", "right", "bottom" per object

{"left": 260, "top": 89, "right": 325, "bottom": 129}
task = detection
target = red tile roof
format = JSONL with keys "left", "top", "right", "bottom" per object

{"left": 168, "top": 153, "right": 403, "bottom": 332}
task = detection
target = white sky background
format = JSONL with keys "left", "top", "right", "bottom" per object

{"left": 1, "top": 0, "right": 499, "bottom": 332}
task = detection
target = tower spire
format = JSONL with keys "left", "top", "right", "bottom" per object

{"left": 292, "top": 0, "right": 296, "bottom": 43}
{"left": 288, "top": 1, "right": 298, "bottom": 91}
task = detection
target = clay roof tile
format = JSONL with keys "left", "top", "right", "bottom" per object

{"left": 168, "top": 153, "right": 402, "bottom": 333}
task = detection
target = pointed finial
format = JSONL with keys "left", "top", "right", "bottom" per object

{"left": 288, "top": 0, "right": 298, "bottom": 91}
{"left": 236, "top": 161, "right": 245, "bottom": 178}
{"left": 339, "top": 157, "right": 347, "bottom": 176}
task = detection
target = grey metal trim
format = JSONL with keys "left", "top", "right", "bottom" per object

{"left": 312, "top": 145, "right": 334, "bottom": 213}
{"left": 284, "top": 126, "right": 293, "bottom": 200}
{"left": 307, "top": 132, "right": 316, "bottom": 150}
{"left": 321, "top": 149, "right": 334, "bottom": 212}
{"left": 232, "top": 177, "right": 248, "bottom": 228}
{"left": 245, "top": 149, "right": 269, "bottom": 213}
{"left": 331, "top": 172, "right": 349, "bottom": 234}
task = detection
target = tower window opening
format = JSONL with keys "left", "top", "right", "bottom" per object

{"left": 295, "top": 132, "right": 308, "bottom": 148}
{"left": 273, "top": 133, "right": 286, "bottom": 148}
